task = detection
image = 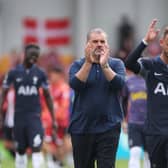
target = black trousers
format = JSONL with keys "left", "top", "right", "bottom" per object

{"left": 71, "top": 124, "right": 121, "bottom": 168}
{"left": 146, "top": 135, "right": 168, "bottom": 168}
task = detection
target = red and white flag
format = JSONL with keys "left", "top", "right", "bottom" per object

{"left": 23, "top": 17, "right": 38, "bottom": 45}
{"left": 22, "top": 17, "right": 71, "bottom": 47}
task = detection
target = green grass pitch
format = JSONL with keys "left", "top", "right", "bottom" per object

{"left": 1, "top": 158, "right": 128, "bottom": 168}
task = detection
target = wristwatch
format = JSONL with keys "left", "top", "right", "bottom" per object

{"left": 101, "top": 63, "right": 110, "bottom": 69}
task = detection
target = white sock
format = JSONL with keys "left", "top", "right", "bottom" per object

{"left": 32, "top": 152, "right": 44, "bottom": 168}
{"left": 66, "top": 153, "right": 74, "bottom": 167}
{"left": 15, "top": 153, "right": 27, "bottom": 168}
{"left": 128, "top": 146, "right": 142, "bottom": 168}
{"left": 46, "top": 153, "right": 55, "bottom": 168}
{"left": 144, "top": 151, "right": 151, "bottom": 168}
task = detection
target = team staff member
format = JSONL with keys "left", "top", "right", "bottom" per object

{"left": 69, "top": 28, "right": 125, "bottom": 168}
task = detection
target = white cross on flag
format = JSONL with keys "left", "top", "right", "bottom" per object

{"left": 22, "top": 17, "right": 71, "bottom": 48}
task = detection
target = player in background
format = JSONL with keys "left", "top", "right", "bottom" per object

{"left": 126, "top": 19, "right": 168, "bottom": 168}
{"left": 42, "top": 66, "right": 71, "bottom": 168}
{"left": 122, "top": 70, "right": 150, "bottom": 168}
{"left": 0, "top": 44, "right": 57, "bottom": 168}
{"left": 2, "top": 88, "right": 15, "bottom": 157}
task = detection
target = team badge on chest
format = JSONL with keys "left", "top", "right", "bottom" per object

{"left": 33, "top": 76, "right": 38, "bottom": 85}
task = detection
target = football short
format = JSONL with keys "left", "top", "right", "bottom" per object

{"left": 14, "top": 117, "right": 44, "bottom": 150}
{"left": 42, "top": 114, "right": 67, "bottom": 145}
{"left": 128, "top": 123, "right": 146, "bottom": 149}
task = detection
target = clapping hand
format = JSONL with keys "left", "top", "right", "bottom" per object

{"left": 144, "top": 19, "right": 160, "bottom": 44}
{"left": 85, "top": 42, "right": 99, "bottom": 63}
{"left": 99, "top": 44, "right": 110, "bottom": 66}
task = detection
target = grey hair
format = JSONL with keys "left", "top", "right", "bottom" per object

{"left": 86, "top": 28, "right": 108, "bottom": 42}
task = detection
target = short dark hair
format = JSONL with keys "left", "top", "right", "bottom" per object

{"left": 24, "top": 44, "right": 40, "bottom": 52}
{"left": 162, "top": 27, "right": 168, "bottom": 39}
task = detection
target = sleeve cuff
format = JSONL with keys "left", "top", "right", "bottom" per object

{"left": 109, "top": 75, "right": 125, "bottom": 90}
{"left": 70, "top": 76, "right": 86, "bottom": 90}
{"left": 142, "top": 39, "right": 148, "bottom": 46}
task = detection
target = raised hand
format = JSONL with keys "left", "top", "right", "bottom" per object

{"left": 85, "top": 42, "right": 95, "bottom": 64}
{"left": 99, "top": 44, "right": 110, "bottom": 66}
{"left": 144, "top": 19, "right": 160, "bottom": 43}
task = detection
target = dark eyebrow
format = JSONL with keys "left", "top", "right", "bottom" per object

{"left": 92, "top": 40, "right": 105, "bottom": 43}
{"left": 92, "top": 40, "right": 98, "bottom": 43}
{"left": 100, "top": 40, "right": 105, "bottom": 43}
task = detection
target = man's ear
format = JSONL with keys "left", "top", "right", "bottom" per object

{"left": 159, "top": 39, "right": 163, "bottom": 47}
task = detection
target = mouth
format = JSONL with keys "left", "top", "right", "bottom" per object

{"left": 30, "top": 54, "right": 38, "bottom": 61}
{"left": 94, "top": 48, "right": 103, "bottom": 56}
{"left": 28, "top": 57, "right": 37, "bottom": 64}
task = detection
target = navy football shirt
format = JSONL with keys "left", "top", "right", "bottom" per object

{"left": 3, "top": 64, "right": 48, "bottom": 118}
{"left": 126, "top": 42, "right": 168, "bottom": 135}
{"left": 139, "top": 56, "right": 168, "bottom": 135}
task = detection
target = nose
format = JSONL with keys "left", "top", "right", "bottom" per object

{"left": 98, "top": 41, "right": 102, "bottom": 45}
{"left": 97, "top": 43, "right": 103, "bottom": 49}
{"left": 97, "top": 42, "right": 103, "bottom": 48}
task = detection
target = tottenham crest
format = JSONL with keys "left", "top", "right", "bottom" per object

{"left": 33, "top": 76, "right": 38, "bottom": 85}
